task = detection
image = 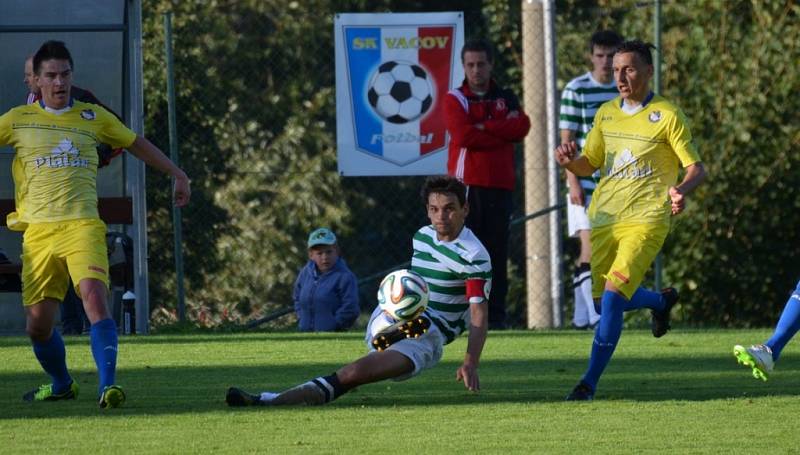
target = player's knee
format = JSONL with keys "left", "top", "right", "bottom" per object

{"left": 26, "top": 322, "right": 51, "bottom": 342}
{"left": 335, "top": 363, "right": 362, "bottom": 388}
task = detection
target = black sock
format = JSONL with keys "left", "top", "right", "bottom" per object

{"left": 312, "top": 373, "right": 350, "bottom": 403}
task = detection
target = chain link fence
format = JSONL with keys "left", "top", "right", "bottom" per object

{"left": 140, "top": 1, "right": 612, "bottom": 330}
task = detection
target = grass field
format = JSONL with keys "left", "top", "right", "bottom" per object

{"left": 1, "top": 328, "right": 798, "bottom": 454}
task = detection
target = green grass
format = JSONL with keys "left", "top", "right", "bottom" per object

{"left": 1, "top": 329, "right": 798, "bottom": 453}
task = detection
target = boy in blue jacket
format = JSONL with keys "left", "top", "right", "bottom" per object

{"left": 294, "top": 228, "right": 359, "bottom": 331}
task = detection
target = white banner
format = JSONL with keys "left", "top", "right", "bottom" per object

{"left": 334, "top": 12, "right": 464, "bottom": 176}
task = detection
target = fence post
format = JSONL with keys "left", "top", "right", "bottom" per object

{"left": 542, "top": 0, "right": 562, "bottom": 328}
{"left": 522, "top": 0, "right": 554, "bottom": 328}
{"left": 653, "top": 0, "right": 664, "bottom": 291}
{"left": 164, "top": 12, "right": 186, "bottom": 322}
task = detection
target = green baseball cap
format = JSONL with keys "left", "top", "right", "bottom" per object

{"left": 308, "top": 228, "right": 337, "bottom": 248}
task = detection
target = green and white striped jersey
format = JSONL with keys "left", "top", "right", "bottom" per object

{"left": 411, "top": 225, "right": 492, "bottom": 344}
{"left": 559, "top": 72, "right": 619, "bottom": 192}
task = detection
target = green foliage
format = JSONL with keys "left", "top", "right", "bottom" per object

{"left": 3, "top": 330, "right": 800, "bottom": 452}
{"left": 650, "top": 0, "right": 800, "bottom": 326}
{"left": 554, "top": 0, "right": 799, "bottom": 327}
{"left": 140, "top": 1, "right": 799, "bottom": 328}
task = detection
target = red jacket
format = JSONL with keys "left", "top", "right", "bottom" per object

{"left": 444, "top": 80, "right": 531, "bottom": 190}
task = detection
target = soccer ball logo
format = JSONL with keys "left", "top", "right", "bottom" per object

{"left": 367, "top": 61, "right": 433, "bottom": 124}
{"left": 377, "top": 269, "right": 429, "bottom": 321}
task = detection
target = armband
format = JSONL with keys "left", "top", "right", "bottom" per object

{"left": 466, "top": 279, "right": 489, "bottom": 304}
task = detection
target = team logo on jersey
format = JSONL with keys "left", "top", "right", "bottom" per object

{"left": 648, "top": 111, "right": 662, "bottom": 123}
{"left": 34, "top": 138, "right": 89, "bottom": 169}
{"left": 495, "top": 98, "right": 506, "bottom": 112}
{"left": 608, "top": 148, "right": 653, "bottom": 180}
{"left": 80, "top": 109, "right": 96, "bottom": 120}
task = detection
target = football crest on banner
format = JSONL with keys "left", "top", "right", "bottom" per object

{"left": 344, "top": 25, "right": 456, "bottom": 165}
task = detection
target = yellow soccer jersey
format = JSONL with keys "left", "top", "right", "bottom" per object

{"left": 583, "top": 94, "right": 701, "bottom": 228}
{"left": 0, "top": 100, "right": 136, "bottom": 229}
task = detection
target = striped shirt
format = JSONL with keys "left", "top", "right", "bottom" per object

{"left": 411, "top": 225, "right": 492, "bottom": 344}
{"left": 559, "top": 72, "right": 618, "bottom": 192}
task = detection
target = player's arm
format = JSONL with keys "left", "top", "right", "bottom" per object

{"left": 667, "top": 109, "right": 707, "bottom": 215}
{"left": 127, "top": 136, "right": 191, "bottom": 207}
{"left": 560, "top": 129, "right": 586, "bottom": 206}
{"left": 481, "top": 93, "right": 532, "bottom": 142}
{"left": 456, "top": 278, "right": 489, "bottom": 392}
{"left": 0, "top": 111, "right": 13, "bottom": 147}
{"left": 555, "top": 141, "right": 597, "bottom": 177}
{"left": 669, "top": 162, "right": 706, "bottom": 215}
{"left": 444, "top": 94, "right": 512, "bottom": 149}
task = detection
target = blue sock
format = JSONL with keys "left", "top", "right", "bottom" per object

{"left": 90, "top": 318, "right": 118, "bottom": 395}
{"left": 765, "top": 281, "right": 800, "bottom": 361}
{"left": 625, "top": 287, "right": 664, "bottom": 311}
{"left": 581, "top": 290, "right": 627, "bottom": 391}
{"left": 32, "top": 330, "right": 72, "bottom": 393}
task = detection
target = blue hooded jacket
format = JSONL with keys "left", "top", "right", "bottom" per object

{"left": 293, "top": 257, "right": 360, "bottom": 331}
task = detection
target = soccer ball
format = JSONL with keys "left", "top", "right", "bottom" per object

{"left": 367, "top": 61, "right": 433, "bottom": 124}
{"left": 377, "top": 269, "right": 429, "bottom": 320}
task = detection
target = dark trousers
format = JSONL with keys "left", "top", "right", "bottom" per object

{"left": 465, "top": 186, "right": 512, "bottom": 328}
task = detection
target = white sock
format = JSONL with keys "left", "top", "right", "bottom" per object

{"left": 580, "top": 272, "right": 599, "bottom": 325}
{"left": 572, "top": 268, "right": 589, "bottom": 327}
{"left": 259, "top": 392, "right": 279, "bottom": 402}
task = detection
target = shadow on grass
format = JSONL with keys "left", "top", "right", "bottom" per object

{"left": 2, "top": 351, "right": 799, "bottom": 420}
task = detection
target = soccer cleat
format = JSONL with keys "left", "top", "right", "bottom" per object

{"left": 99, "top": 385, "right": 126, "bottom": 409}
{"left": 226, "top": 387, "right": 265, "bottom": 407}
{"left": 565, "top": 381, "right": 594, "bottom": 401}
{"left": 23, "top": 381, "right": 79, "bottom": 402}
{"left": 371, "top": 315, "right": 431, "bottom": 351}
{"left": 734, "top": 344, "right": 774, "bottom": 381}
{"left": 651, "top": 287, "right": 679, "bottom": 338}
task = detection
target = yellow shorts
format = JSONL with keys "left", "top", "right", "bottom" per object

{"left": 22, "top": 218, "right": 109, "bottom": 306}
{"left": 590, "top": 222, "right": 669, "bottom": 300}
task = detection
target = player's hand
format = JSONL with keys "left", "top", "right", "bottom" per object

{"left": 569, "top": 185, "right": 585, "bottom": 206}
{"left": 555, "top": 141, "right": 578, "bottom": 167}
{"left": 456, "top": 363, "right": 480, "bottom": 392}
{"left": 173, "top": 174, "right": 191, "bottom": 207}
{"left": 668, "top": 186, "right": 685, "bottom": 215}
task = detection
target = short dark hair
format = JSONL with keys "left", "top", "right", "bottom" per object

{"left": 615, "top": 40, "right": 656, "bottom": 66}
{"left": 460, "top": 38, "right": 493, "bottom": 64}
{"left": 33, "top": 40, "right": 73, "bottom": 74}
{"left": 421, "top": 175, "right": 467, "bottom": 207}
{"left": 589, "top": 30, "right": 624, "bottom": 53}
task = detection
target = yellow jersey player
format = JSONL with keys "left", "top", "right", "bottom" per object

{"left": 555, "top": 40, "right": 706, "bottom": 401}
{"left": 0, "top": 40, "right": 191, "bottom": 408}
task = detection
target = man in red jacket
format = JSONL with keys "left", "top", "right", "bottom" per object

{"left": 444, "top": 39, "right": 531, "bottom": 329}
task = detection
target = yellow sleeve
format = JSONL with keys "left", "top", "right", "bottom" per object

{"left": 582, "top": 107, "right": 605, "bottom": 169}
{"left": 668, "top": 108, "right": 701, "bottom": 167}
{"left": 96, "top": 106, "right": 137, "bottom": 149}
{"left": 0, "top": 110, "right": 14, "bottom": 147}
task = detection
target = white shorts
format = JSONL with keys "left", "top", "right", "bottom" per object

{"left": 566, "top": 193, "right": 593, "bottom": 237}
{"left": 365, "top": 306, "right": 445, "bottom": 381}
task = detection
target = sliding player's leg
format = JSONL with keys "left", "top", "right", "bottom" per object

{"left": 227, "top": 309, "right": 445, "bottom": 407}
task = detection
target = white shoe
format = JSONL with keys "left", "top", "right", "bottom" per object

{"left": 733, "top": 344, "right": 774, "bottom": 381}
